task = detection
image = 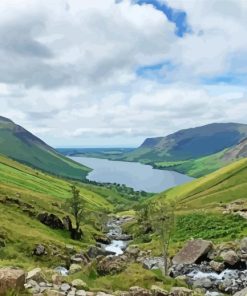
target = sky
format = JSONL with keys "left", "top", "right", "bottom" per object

{"left": 1, "top": 0, "right": 247, "bottom": 147}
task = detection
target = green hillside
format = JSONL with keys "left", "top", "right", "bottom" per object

{"left": 155, "top": 157, "right": 247, "bottom": 209}
{"left": 0, "top": 116, "right": 91, "bottom": 180}
{"left": 0, "top": 154, "right": 114, "bottom": 268}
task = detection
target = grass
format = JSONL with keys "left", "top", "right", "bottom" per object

{"left": 0, "top": 154, "right": 134, "bottom": 268}
{"left": 66, "top": 263, "right": 187, "bottom": 292}
{"left": 0, "top": 119, "right": 91, "bottom": 180}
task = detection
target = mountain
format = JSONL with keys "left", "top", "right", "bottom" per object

{"left": 125, "top": 123, "right": 247, "bottom": 162}
{"left": 119, "top": 123, "right": 247, "bottom": 177}
{"left": 0, "top": 116, "right": 91, "bottom": 180}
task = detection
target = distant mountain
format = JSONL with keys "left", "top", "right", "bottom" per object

{"left": 120, "top": 123, "right": 247, "bottom": 177}
{"left": 0, "top": 116, "right": 91, "bottom": 180}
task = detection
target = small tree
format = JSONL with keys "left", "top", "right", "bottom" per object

{"left": 149, "top": 200, "right": 175, "bottom": 275}
{"left": 66, "top": 185, "right": 85, "bottom": 238}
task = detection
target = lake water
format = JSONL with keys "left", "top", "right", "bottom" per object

{"left": 70, "top": 156, "right": 194, "bottom": 193}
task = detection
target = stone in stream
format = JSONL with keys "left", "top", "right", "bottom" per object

{"left": 221, "top": 250, "right": 239, "bottom": 266}
{"left": 172, "top": 239, "right": 213, "bottom": 265}
{"left": 0, "top": 268, "right": 25, "bottom": 295}
{"left": 233, "top": 287, "right": 247, "bottom": 296}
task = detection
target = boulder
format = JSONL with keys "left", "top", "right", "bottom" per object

{"left": 209, "top": 260, "right": 225, "bottom": 272}
{"left": 240, "top": 238, "right": 247, "bottom": 253}
{"left": 69, "top": 264, "right": 82, "bottom": 274}
{"left": 33, "top": 244, "right": 47, "bottom": 256}
{"left": 172, "top": 239, "right": 213, "bottom": 265}
{"left": 72, "top": 279, "right": 88, "bottom": 290}
{"left": 125, "top": 246, "right": 140, "bottom": 258}
{"left": 150, "top": 285, "right": 168, "bottom": 296}
{"left": 26, "top": 267, "right": 45, "bottom": 282}
{"left": 193, "top": 278, "right": 213, "bottom": 289}
{"left": 129, "top": 286, "right": 152, "bottom": 296}
{"left": 0, "top": 268, "right": 25, "bottom": 296}
{"left": 170, "top": 287, "right": 193, "bottom": 296}
{"left": 221, "top": 250, "right": 239, "bottom": 266}
{"left": 76, "top": 291, "right": 87, "bottom": 296}
{"left": 97, "top": 256, "right": 127, "bottom": 275}
{"left": 60, "top": 283, "right": 71, "bottom": 292}
{"left": 87, "top": 246, "right": 114, "bottom": 258}
{"left": 38, "top": 212, "right": 64, "bottom": 229}
{"left": 46, "top": 290, "right": 66, "bottom": 296}
{"left": 233, "top": 287, "right": 247, "bottom": 296}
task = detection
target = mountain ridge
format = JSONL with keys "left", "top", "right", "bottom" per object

{"left": 0, "top": 116, "right": 91, "bottom": 180}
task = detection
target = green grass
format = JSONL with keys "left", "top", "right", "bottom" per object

{"left": 66, "top": 263, "right": 187, "bottom": 292}
{"left": 0, "top": 155, "right": 117, "bottom": 268}
{"left": 0, "top": 118, "right": 91, "bottom": 180}
{"left": 153, "top": 157, "right": 247, "bottom": 209}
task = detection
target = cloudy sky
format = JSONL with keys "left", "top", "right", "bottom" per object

{"left": 1, "top": 0, "right": 247, "bottom": 147}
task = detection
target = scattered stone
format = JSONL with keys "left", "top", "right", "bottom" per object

{"left": 26, "top": 267, "right": 45, "bottom": 282}
{"left": 46, "top": 290, "right": 66, "bottom": 296}
{"left": 76, "top": 290, "right": 87, "bottom": 296}
{"left": 150, "top": 285, "right": 168, "bottom": 296}
{"left": 172, "top": 239, "right": 213, "bottom": 265}
{"left": 170, "top": 287, "right": 193, "bottom": 296}
{"left": 221, "top": 250, "right": 239, "bottom": 266}
{"left": 129, "top": 286, "right": 151, "bottom": 296}
{"left": 193, "top": 278, "right": 213, "bottom": 289}
{"left": 52, "top": 274, "right": 63, "bottom": 285}
{"left": 60, "top": 283, "right": 71, "bottom": 292}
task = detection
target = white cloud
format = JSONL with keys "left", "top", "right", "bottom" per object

{"left": 0, "top": 0, "right": 247, "bottom": 146}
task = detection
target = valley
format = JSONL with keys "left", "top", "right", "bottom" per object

{"left": 1, "top": 117, "right": 247, "bottom": 296}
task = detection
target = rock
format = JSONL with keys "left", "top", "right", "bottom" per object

{"left": 52, "top": 274, "right": 63, "bottom": 285}
{"left": 97, "top": 256, "right": 127, "bottom": 275}
{"left": 221, "top": 250, "right": 239, "bottom": 266}
{"left": 69, "top": 264, "right": 82, "bottom": 274}
{"left": 72, "top": 279, "right": 88, "bottom": 290}
{"left": 65, "top": 244, "right": 76, "bottom": 254}
{"left": 233, "top": 287, "right": 247, "bottom": 296}
{"left": 87, "top": 246, "right": 114, "bottom": 258}
{"left": 33, "top": 244, "right": 47, "bottom": 256}
{"left": 170, "top": 287, "right": 193, "bottom": 296}
{"left": 38, "top": 212, "right": 64, "bottom": 229}
{"left": 172, "top": 239, "right": 213, "bottom": 265}
{"left": 60, "top": 283, "right": 71, "bottom": 292}
{"left": 97, "top": 292, "right": 113, "bottom": 296}
{"left": 129, "top": 286, "right": 151, "bottom": 296}
{"left": 76, "top": 290, "right": 87, "bottom": 296}
{"left": 46, "top": 290, "right": 66, "bottom": 296}
{"left": 71, "top": 253, "right": 90, "bottom": 265}
{"left": 94, "top": 235, "right": 111, "bottom": 244}
{"left": 26, "top": 267, "right": 45, "bottom": 282}
{"left": 125, "top": 246, "right": 140, "bottom": 257}
{"left": 63, "top": 216, "right": 73, "bottom": 232}
{"left": 193, "top": 278, "right": 213, "bottom": 289}
{"left": 240, "top": 238, "right": 247, "bottom": 253}
{"left": 150, "top": 285, "right": 168, "bottom": 296}
{"left": 175, "top": 275, "right": 187, "bottom": 281}
{"left": 209, "top": 260, "right": 225, "bottom": 272}
{"left": 0, "top": 268, "right": 25, "bottom": 296}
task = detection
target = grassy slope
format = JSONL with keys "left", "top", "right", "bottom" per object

{"left": 123, "top": 158, "right": 247, "bottom": 255}
{"left": 0, "top": 155, "right": 113, "bottom": 269}
{"left": 0, "top": 118, "right": 91, "bottom": 180}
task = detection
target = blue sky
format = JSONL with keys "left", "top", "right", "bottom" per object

{"left": 1, "top": 0, "right": 247, "bottom": 147}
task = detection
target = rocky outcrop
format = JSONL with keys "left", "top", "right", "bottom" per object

{"left": 97, "top": 256, "right": 127, "bottom": 275}
{"left": 38, "top": 212, "right": 64, "bottom": 229}
{"left": 172, "top": 239, "right": 213, "bottom": 265}
{"left": 0, "top": 268, "right": 25, "bottom": 295}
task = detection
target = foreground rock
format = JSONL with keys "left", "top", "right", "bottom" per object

{"left": 97, "top": 255, "right": 127, "bottom": 275}
{"left": 0, "top": 268, "right": 25, "bottom": 295}
{"left": 172, "top": 239, "right": 213, "bottom": 265}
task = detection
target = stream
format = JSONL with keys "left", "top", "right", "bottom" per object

{"left": 102, "top": 216, "right": 133, "bottom": 256}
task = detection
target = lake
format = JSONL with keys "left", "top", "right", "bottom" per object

{"left": 70, "top": 156, "right": 194, "bottom": 193}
